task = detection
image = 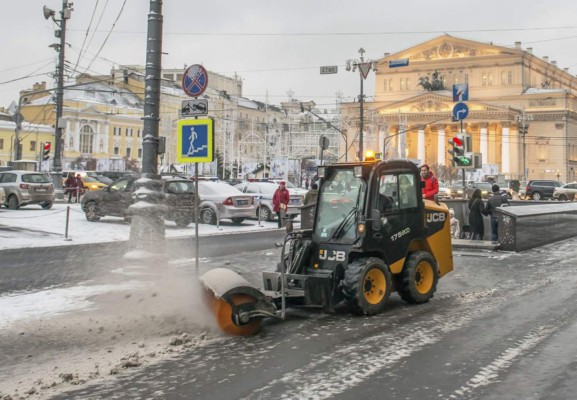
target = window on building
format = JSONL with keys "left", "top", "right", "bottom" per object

{"left": 384, "top": 80, "right": 388, "bottom": 91}
{"left": 138, "top": 148, "right": 142, "bottom": 158}
{"left": 126, "top": 148, "right": 131, "bottom": 158}
{"left": 137, "top": 129, "right": 141, "bottom": 138}
{"left": 464, "top": 74, "right": 469, "bottom": 83}
{"left": 501, "top": 71, "right": 513, "bottom": 85}
{"left": 388, "top": 79, "right": 393, "bottom": 91}
{"left": 400, "top": 78, "right": 406, "bottom": 91}
{"left": 80, "top": 125, "right": 94, "bottom": 154}
{"left": 30, "top": 141, "right": 36, "bottom": 151}
{"left": 176, "top": 74, "right": 183, "bottom": 81}
{"left": 114, "top": 147, "right": 119, "bottom": 155}
{"left": 0, "top": 139, "right": 4, "bottom": 150}
{"left": 453, "top": 74, "right": 459, "bottom": 84}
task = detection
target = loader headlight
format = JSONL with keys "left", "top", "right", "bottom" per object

{"left": 357, "top": 223, "right": 366, "bottom": 234}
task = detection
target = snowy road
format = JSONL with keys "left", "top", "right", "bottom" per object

{"left": 4, "top": 237, "right": 576, "bottom": 400}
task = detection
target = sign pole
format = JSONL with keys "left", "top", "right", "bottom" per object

{"left": 195, "top": 162, "right": 199, "bottom": 274}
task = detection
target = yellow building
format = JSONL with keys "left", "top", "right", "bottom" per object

{"left": 0, "top": 108, "right": 53, "bottom": 167}
{"left": 343, "top": 35, "right": 577, "bottom": 182}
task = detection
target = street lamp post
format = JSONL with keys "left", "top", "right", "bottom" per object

{"left": 346, "top": 48, "right": 376, "bottom": 159}
{"left": 300, "top": 103, "right": 348, "bottom": 162}
{"left": 516, "top": 111, "right": 533, "bottom": 182}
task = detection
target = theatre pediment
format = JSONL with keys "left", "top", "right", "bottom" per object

{"left": 377, "top": 93, "right": 512, "bottom": 116}
{"left": 385, "top": 34, "right": 517, "bottom": 62}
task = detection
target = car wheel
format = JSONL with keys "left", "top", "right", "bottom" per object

{"left": 231, "top": 217, "right": 244, "bottom": 225}
{"left": 200, "top": 207, "right": 216, "bottom": 224}
{"left": 7, "top": 195, "right": 19, "bottom": 210}
{"left": 84, "top": 201, "right": 101, "bottom": 222}
{"left": 259, "top": 205, "right": 272, "bottom": 222}
{"left": 532, "top": 192, "right": 542, "bottom": 200}
{"left": 41, "top": 201, "right": 53, "bottom": 209}
{"left": 559, "top": 194, "right": 568, "bottom": 201}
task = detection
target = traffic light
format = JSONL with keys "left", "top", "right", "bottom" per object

{"left": 448, "top": 134, "right": 472, "bottom": 167}
{"left": 43, "top": 142, "right": 51, "bottom": 161}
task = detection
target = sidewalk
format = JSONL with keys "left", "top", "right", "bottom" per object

{"left": 0, "top": 202, "right": 281, "bottom": 251}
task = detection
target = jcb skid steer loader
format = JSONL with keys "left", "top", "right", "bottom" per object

{"left": 200, "top": 159, "right": 453, "bottom": 335}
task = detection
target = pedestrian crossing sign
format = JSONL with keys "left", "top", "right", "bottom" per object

{"left": 177, "top": 118, "right": 214, "bottom": 163}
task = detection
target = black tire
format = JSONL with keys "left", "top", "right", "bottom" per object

{"left": 41, "top": 201, "right": 53, "bottom": 209}
{"left": 175, "top": 217, "right": 192, "bottom": 227}
{"left": 231, "top": 217, "right": 245, "bottom": 225}
{"left": 259, "top": 205, "right": 272, "bottom": 222}
{"left": 344, "top": 258, "right": 391, "bottom": 315}
{"left": 532, "top": 192, "right": 542, "bottom": 200}
{"left": 397, "top": 251, "right": 439, "bottom": 304}
{"left": 7, "top": 195, "right": 19, "bottom": 210}
{"left": 559, "top": 194, "right": 568, "bottom": 201}
{"left": 84, "top": 201, "right": 101, "bottom": 222}
{"left": 200, "top": 207, "right": 216, "bottom": 224}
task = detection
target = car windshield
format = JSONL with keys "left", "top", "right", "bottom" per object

{"left": 21, "top": 173, "right": 51, "bottom": 183}
{"left": 314, "top": 168, "right": 365, "bottom": 242}
{"left": 83, "top": 176, "right": 99, "bottom": 183}
{"left": 198, "top": 182, "right": 242, "bottom": 195}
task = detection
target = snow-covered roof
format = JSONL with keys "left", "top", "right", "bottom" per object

{"left": 0, "top": 119, "right": 53, "bottom": 132}
{"left": 524, "top": 88, "right": 567, "bottom": 95}
{"left": 29, "top": 82, "right": 143, "bottom": 109}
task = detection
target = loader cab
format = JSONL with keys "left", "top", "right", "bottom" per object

{"left": 366, "top": 161, "right": 426, "bottom": 267}
{"left": 314, "top": 167, "right": 367, "bottom": 245}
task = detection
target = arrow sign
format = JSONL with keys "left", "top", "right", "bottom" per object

{"left": 388, "top": 58, "right": 409, "bottom": 68}
{"left": 452, "top": 102, "right": 469, "bottom": 121}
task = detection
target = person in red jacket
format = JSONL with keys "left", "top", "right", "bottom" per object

{"left": 420, "top": 164, "right": 439, "bottom": 201}
{"left": 272, "top": 180, "right": 290, "bottom": 228}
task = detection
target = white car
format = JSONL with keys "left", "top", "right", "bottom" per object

{"left": 196, "top": 181, "right": 256, "bottom": 225}
{"left": 235, "top": 181, "right": 303, "bottom": 221}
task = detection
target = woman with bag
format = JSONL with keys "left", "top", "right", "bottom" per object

{"left": 272, "top": 180, "right": 290, "bottom": 228}
{"left": 468, "top": 188, "right": 485, "bottom": 240}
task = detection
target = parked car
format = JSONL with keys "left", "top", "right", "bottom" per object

{"left": 553, "top": 182, "right": 577, "bottom": 201}
{"left": 81, "top": 176, "right": 107, "bottom": 191}
{"left": 0, "top": 187, "right": 5, "bottom": 207}
{"left": 0, "top": 170, "right": 55, "bottom": 209}
{"left": 465, "top": 182, "right": 493, "bottom": 199}
{"left": 195, "top": 181, "right": 255, "bottom": 225}
{"left": 448, "top": 182, "right": 465, "bottom": 199}
{"left": 81, "top": 176, "right": 198, "bottom": 227}
{"left": 235, "top": 181, "right": 303, "bottom": 221}
{"left": 438, "top": 182, "right": 451, "bottom": 199}
{"left": 525, "top": 180, "right": 564, "bottom": 200}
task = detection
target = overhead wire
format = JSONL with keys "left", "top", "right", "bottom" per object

{"left": 71, "top": 0, "right": 100, "bottom": 75}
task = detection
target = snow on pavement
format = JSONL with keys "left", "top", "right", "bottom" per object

{"left": 0, "top": 201, "right": 283, "bottom": 250}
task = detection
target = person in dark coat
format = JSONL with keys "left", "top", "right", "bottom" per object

{"left": 304, "top": 182, "right": 318, "bottom": 205}
{"left": 485, "top": 184, "right": 510, "bottom": 242}
{"left": 272, "top": 180, "right": 290, "bottom": 228}
{"left": 65, "top": 174, "right": 84, "bottom": 203}
{"left": 468, "top": 188, "right": 485, "bottom": 240}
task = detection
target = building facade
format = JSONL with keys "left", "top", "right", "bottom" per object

{"left": 342, "top": 35, "right": 577, "bottom": 182}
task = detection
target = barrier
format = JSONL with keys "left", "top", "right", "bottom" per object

{"left": 497, "top": 202, "right": 577, "bottom": 252}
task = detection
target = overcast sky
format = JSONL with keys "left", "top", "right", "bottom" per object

{"left": 2, "top": 0, "right": 577, "bottom": 111}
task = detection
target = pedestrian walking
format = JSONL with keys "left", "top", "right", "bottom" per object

{"left": 468, "top": 188, "right": 485, "bottom": 240}
{"left": 420, "top": 164, "right": 439, "bottom": 201}
{"left": 304, "top": 182, "right": 318, "bottom": 205}
{"left": 485, "top": 184, "right": 510, "bottom": 242}
{"left": 272, "top": 180, "right": 290, "bottom": 228}
{"left": 65, "top": 173, "right": 84, "bottom": 203}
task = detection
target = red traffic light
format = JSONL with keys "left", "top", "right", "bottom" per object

{"left": 43, "top": 142, "right": 51, "bottom": 151}
{"left": 450, "top": 136, "right": 463, "bottom": 146}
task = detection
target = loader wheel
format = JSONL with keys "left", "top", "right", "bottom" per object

{"left": 210, "top": 293, "right": 262, "bottom": 336}
{"left": 397, "top": 251, "right": 439, "bottom": 304}
{"left": 344, "top": 258, "right": 391, "bottom": 315}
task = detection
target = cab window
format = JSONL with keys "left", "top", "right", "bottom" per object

{"left": 378, "top": 172, "right": 418, "bottom": 213}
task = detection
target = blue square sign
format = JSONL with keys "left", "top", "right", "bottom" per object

{"left": 177, "top": 118, "right": 214, "bottom": 163}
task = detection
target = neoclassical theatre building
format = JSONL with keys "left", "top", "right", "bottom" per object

{"left": 344, "top": 35, "right": 577, "bottom": 182}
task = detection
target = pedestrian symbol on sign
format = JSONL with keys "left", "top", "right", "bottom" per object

{"left": 177, "top": 119, "right": 214, "bottom": 163}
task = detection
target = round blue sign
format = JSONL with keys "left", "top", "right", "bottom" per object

{"left": 452, "top": 102, "right": 469, "bottom": 121}
{"left": 182, "top": 64, "right": 209, "bottom": 97}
